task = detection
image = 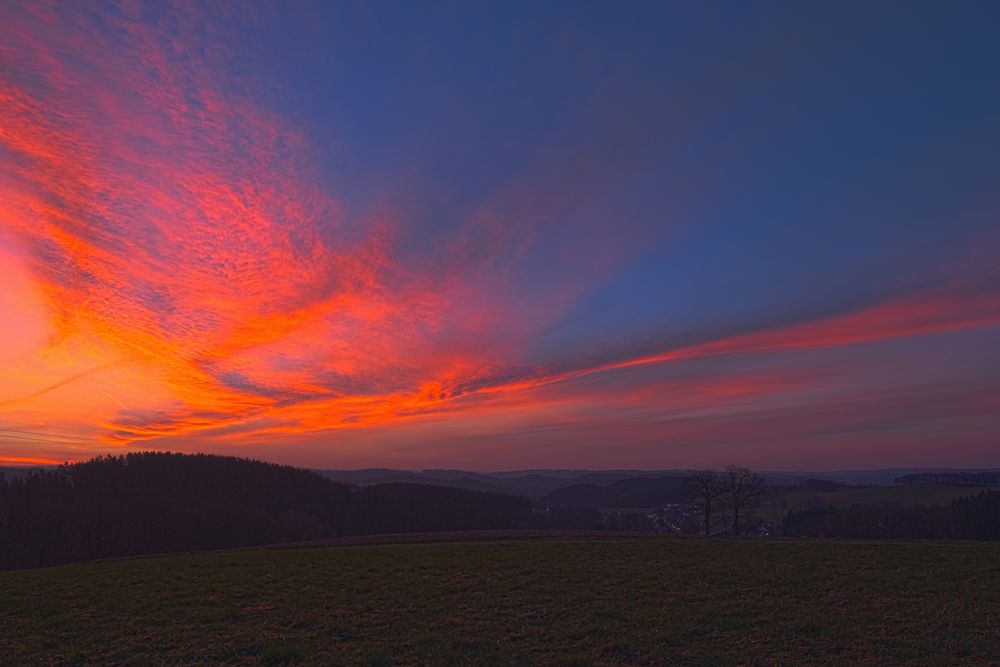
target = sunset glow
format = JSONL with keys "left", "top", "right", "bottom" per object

{"left": 1, "top": 1, "right": 998, "bottom": 469}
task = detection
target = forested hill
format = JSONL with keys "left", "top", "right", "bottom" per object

{"left": 0, "top": 452, "right": 531, "bottom": 570}
{"left": 895, "top": 471, "right": 1000, "bottom": 486}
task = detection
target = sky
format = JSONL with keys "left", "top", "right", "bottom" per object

{"left": 1, "top": 1, "right": 999, "bottom": 470}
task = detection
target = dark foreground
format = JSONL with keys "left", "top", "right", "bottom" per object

{"left": 2, "top": 534, "right": 999, "bottom": 665}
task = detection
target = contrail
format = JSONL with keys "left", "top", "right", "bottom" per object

{"left": 0, "top": 362, "right": 118, "bottom": 408}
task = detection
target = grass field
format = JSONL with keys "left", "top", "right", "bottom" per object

{"left": 3, "top": 534, "right": 1000, "bottom": 665}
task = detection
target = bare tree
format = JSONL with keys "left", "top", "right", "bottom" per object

{"left": 723, "top": 465, "right": 767, "bottom": 536}
{"left": 683, "top": 468, "right": 725, "bottom": 536}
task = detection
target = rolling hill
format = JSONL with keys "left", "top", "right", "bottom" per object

{"left": 758, "top": 483, "right": 993, "bottom": 521}
{"left": 540, "top": 475, "right": 687, "bottom": 509}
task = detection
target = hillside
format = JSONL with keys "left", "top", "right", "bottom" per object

{"left": 0, "top": 453, "right": 531, "bottom": 569}
{"left": 759, "top": 483, "right": 992, "bottom": 521}
{"left": 2, "top": 535, "right": 999, "bottom": 665}
{"left": 314, "top": 469, "right": 659, "bottom": 499}
{"left": 540, "top": 475, "right": 687, "bottom": 509}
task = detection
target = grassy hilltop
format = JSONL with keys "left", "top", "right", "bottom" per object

{"left": 3, "top": 534, "right": 1000, "bottom": 665}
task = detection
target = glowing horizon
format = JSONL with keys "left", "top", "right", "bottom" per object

{"left": 1, "top": 2, "right": 999, "bottom": 470}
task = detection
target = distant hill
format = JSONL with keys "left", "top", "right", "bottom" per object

{"left": 760, "top": 468, "right": 1000, "bottom": 486}
{"left": 316, "top": 468, "right": 998, "bottom": 504}
{"left": 895, "top": 471, "right": 1000, "bottom": 486}
{"left": 540, "top": 475, "right": 686, "bottom": 509}
{"left": 313, "top": 468, "right": 655, "bottom": 499}
{"left": 5, "top": 456, "right": 999, "bottom": 570}
{"left": 315, "top": 469, "right": 524, "bottom": 497}
{"left": 9, "top": 464, "right": 1000, "bottom": 493}
{"left": 0, "top": 453, "right": 531, "bottom": 570}
{"left": 783, "top": 490, "right": 1000, "bottom": 540}
{"left": 605, "top": 476, "right": 687, "bottom": 507}
{"left": 758, "top": 482, "right": 993, "bottom": 522}
{"left": 541, "top": 483, "right": 618, "bottom": 508}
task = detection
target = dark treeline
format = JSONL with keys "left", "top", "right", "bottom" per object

{"left": 894, "top": 472, "right": 1000, "bottom": 487}
{"left": 0, "top": 452, "right": 530, "bottom": 569}
{"left": 782, "top": 490, "right": 1000, "bottom": 540}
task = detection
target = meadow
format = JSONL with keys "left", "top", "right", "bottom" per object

{"left": 2, "top": 534, "right": 999, "bottom": 665}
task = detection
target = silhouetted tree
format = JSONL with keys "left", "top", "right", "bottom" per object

{"left": 683, "top": 468, "right": 725, "bottom": 536}
{"left": 723, "top": 465, "right": 767, "bottom": 536}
